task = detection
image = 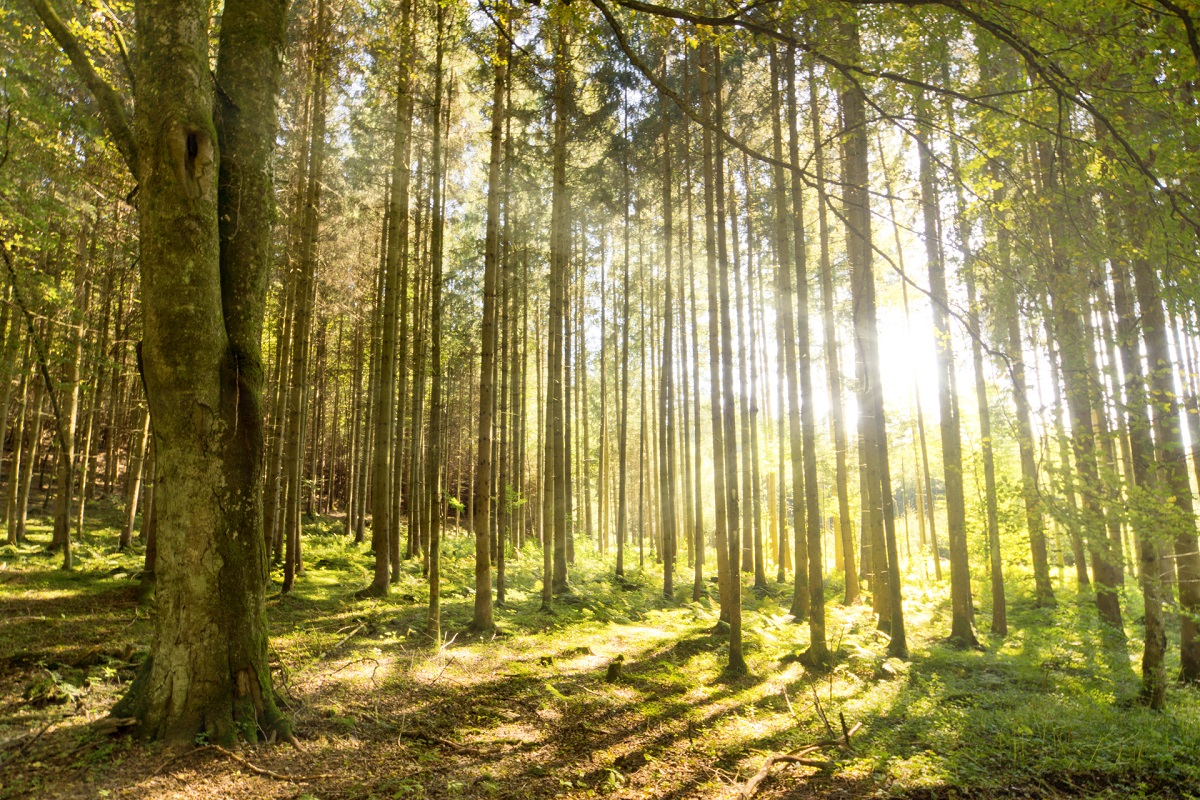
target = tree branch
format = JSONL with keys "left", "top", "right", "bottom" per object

{"left": 25, "top": 0, "right": 138, "bottom": 177}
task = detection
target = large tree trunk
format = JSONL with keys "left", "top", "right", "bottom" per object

{"left": 110, "top": 0, "right": 291, "bottom": 742}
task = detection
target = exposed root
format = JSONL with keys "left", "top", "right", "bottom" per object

{"left": 354, "top": 583, "right": 388, "bottom": 600}
{"left": 153, "top": 744, "right": 329, "bottom": 782}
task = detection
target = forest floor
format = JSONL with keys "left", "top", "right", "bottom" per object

{"left": 2, "top": 503, "right": 1200, "bottom": 799}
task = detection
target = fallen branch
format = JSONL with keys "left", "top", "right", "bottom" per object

{"left": 739, "top": 748, "right": 830, "bottom": 799}
{"left": 0, "top": 719, "right": 53, "bottom": 770}
{"left": 153, "top": 744, "right": 332, "bottom": 782}
{"left": 320, "top": 622, "right": 366, "bottom": 661}
{"left": 840, "top": 717, "right": 861, "bottom": 748}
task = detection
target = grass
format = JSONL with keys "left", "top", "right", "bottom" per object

{"left": 1, "top": 500, "right": 1199, "bottom": 799}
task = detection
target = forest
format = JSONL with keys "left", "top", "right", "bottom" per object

{"left": 2, "top": 0, "right": 1200, "bottom": 797}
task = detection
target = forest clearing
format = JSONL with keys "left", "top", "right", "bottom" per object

{"left": 5, "top": 0, "right": 1200, "bottom": 796}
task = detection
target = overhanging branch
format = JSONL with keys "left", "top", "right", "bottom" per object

{"left": 26, "top": 0, "right": 138, "bottom": 177}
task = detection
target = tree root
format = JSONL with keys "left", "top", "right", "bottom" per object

{"left": 398, "top": 729, "right": 502, "bottom": 756}
{"left": 153, "top": 744, "right": 330, "bottom": 782}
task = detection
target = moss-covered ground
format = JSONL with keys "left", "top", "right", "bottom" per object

{"left": 1, "top": 504, "right": 1198, "bottom": 799}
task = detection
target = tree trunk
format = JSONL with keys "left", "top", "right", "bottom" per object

{"left": 425, "top": 10, "right": 448, "bottom": 640}
{"left": 915, "top": 90, "right": 976, "bottom": 646}
{"left": 471, "top": 2, "right": 509, "bottom": 631}
{"left": 768, "top": 47, "right": 808, "bottom": 621}
{"left": 659, "top": 60, "right": 677, "bottom": 600}
{"left": 110, "top": 0, "right": 291, "bottom": 742}
{"left": 1128, "top": 216, "right": 1200, "bottom": 681}
{"left": 119, "top": 405, "right": 151, "bottom": 550}
{"left": 840, "top": 15, "right": 905, "bottom": 656}
{"left": 282, "top": 6, "right": 329, "bottom": 594}
{"left": 809, "top": 60, "right": 857, "bottom": 603}
{"left": 712, "top": 48, "right": 746, "bottom": 675}
{"left": 786, "top": 50, "right": 828, "bottom": 661}
{"left": 699, "top": 41, "right": 732, "bottom": 629}
{"left": 1108, "top": 234, "right": 1166, "bottom": 706}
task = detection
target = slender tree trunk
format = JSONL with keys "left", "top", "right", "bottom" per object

{"left": 998, "top": 222, "right": 1054, "bottom": 606}
{"left": 1037, "top": 135, "right": 1121, "bottom": 628}
{"left": 659, "top": 61, "right": 677, "bottom": 600}
{"left": 120, "top": 405, "right": 151, "bottom": 549}
{"left": 282, "top": 5, "right": 329, "bottom": 594}
{"left": 425, "top": 13, "right": 448, "bottom": 639}
{"left": 915, "top": 91, "right": 976, "bottom": 645}
{"left": 809, "top": 60, "right": 857, "bottom": 602}
{"left": 546, "top": 15, "right": 571, "bottom": 597}
{"left": 699, "top": 41, "right": 732, "bottom": 628}
{"left": 470, "top": 3, "right": 510, "bottom": 631}
{"left": 615, "top": 95, "right": 632, "bottom": 581}
{"left": 940, "top": 71, "right": 1005, "bottom": 634}
{"left": 785, "top": 51, "right": 827, "bottom": 660}
{"left": 6, "top": 348, "right": 30, "bottom": 546}
{"left": 712, "top": 48, "right": 746, "bottom": 674}
{"left": 769, "top": 48, "right": 807, "bottom": 620}
{"left": 1128, "top": 214, "right": 1200, "bottom": 680}
{"left": 1109, "top": 238, "right": 1165, "bottom": 705}
{"left": 841, "top": 17, "right": 905, "bottom": 656}
{"left": 15, "top": 375, "right": 44, "bottom": 543}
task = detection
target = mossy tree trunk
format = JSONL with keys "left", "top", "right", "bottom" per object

{"left": 105, "top": 0, "right": 291, "bottom": 743}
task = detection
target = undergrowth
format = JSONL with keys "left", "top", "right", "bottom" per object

{"left": 1, "top": 506, "right": 1198, "bottom": 798}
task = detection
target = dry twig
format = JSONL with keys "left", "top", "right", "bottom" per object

{"left": 739, "top": 747, "right": 829, "bottom": 799}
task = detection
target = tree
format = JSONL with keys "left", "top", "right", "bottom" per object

{"left": 38, "top": 0, "right": 297, "bottom": 741}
